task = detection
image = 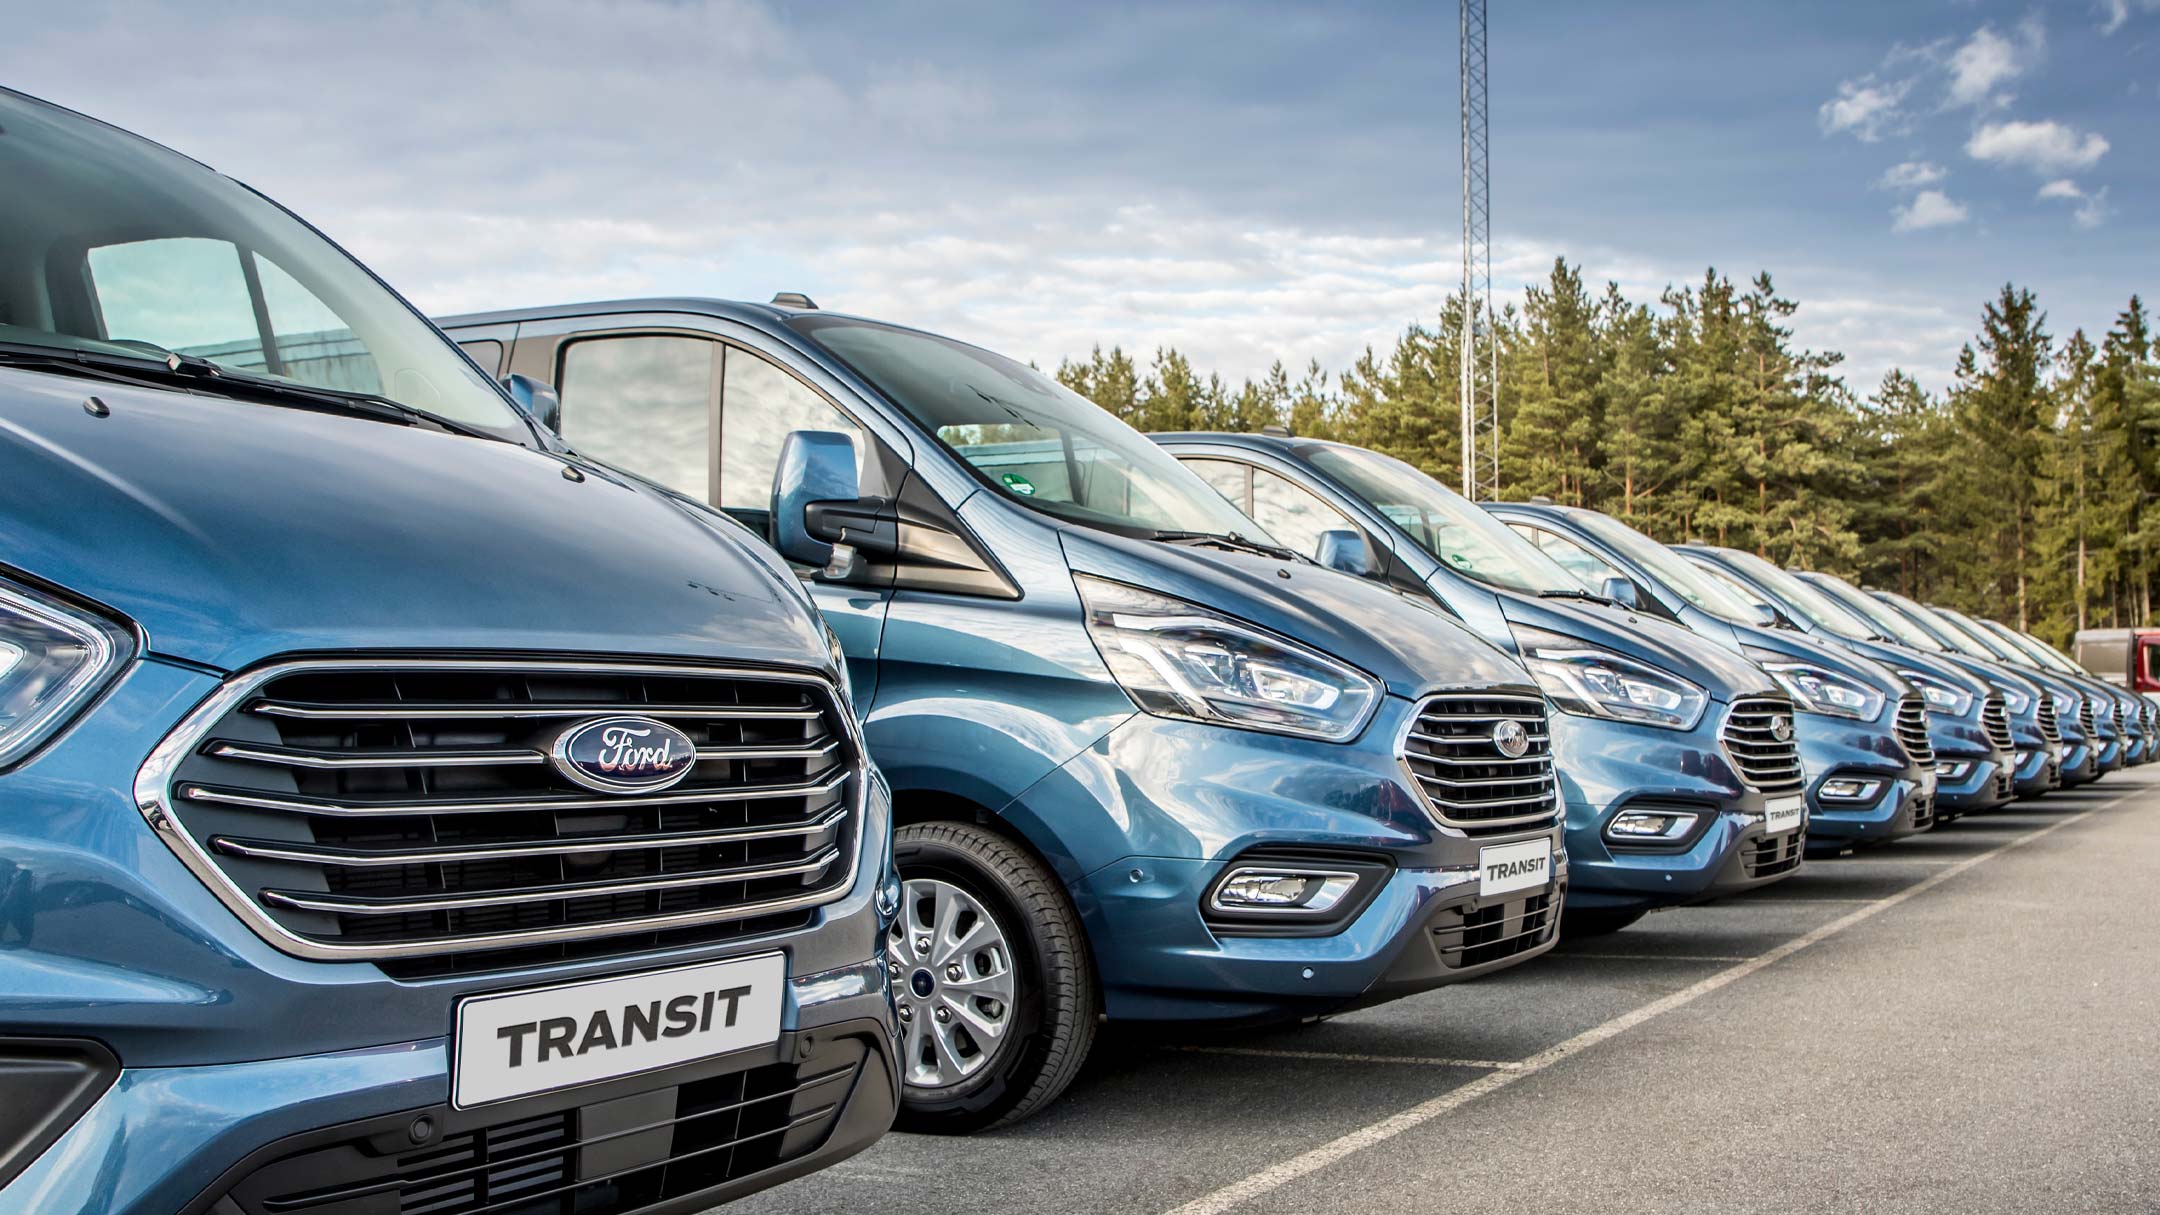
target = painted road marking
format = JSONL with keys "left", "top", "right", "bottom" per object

{"left": 1170, "top": 1046, "right": 1521, "bottom": 1070}
{"left": 1560, "top": 953, "right": 1753, "bottom": 963}
{"left": 1159, "top": 790, "right": 2134, "bottom": 1215}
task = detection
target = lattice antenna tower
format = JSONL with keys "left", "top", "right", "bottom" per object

{"left": 1458, "top": 0, "right": 1499, "bottom": 499}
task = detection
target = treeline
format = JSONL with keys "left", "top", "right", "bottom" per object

{"left": 1055, "top": 259, "right": 2159, "bottom": 646}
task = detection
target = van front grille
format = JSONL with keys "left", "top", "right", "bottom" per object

{"left": 1743, "top": 828, "right": 1806, "bottom": 878}
{"left": 1721, "top": 697, "right": 1804, "bottom": 793}
{"left": 139, "top": 659, "right": 860, "bottom": 978}
{"left": 1982, "top": 693, "right": 2013, "bottom": 751}
{"left": 1894, "top": 696, "right": 1935, "bottom": 767}
{"left": 2078, "top": 695, "right": 2097, "bottom": 742}
{"left": 2036, "top": 696, "right": 2061, "bottom": 745}
{"left": 1432, "top": 890, "right": 1556, "bottom": 968}
{"left": 1399, "top": 692, "right": 1558, "bottom": 835}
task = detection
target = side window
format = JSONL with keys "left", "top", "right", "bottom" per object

{"left": 458, "top": 339, "right": 504, "bottom": 377}
{"left": 1179, "top": 457, "right": 1252, "bottom": 513}
{"left": 86, "top": 237, "right": 380, "bottom": 393}
{"left": 1515, "top": 525, "right": 1626, "bottom": 586}
{"left": 1251, "top": 468, "right": 1354, "bottom": 559}
{"left": 558, "top": 335, "right": 716, "bottom": 499}
{"left": 718, "top": 349, "right": 862, "bottom": 534}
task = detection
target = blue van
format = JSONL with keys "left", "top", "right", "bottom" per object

{"left": 1148, "top": 434, "right": 1806, "bottom": 933}
{"left": 1936, "top": 605, "right": 2134, "bottom": 773}
{"left": 1485, "top": 505, "right": 1934, "bottom": 852}
{"left": 1791, "top": 572, "right": 2055, "bottom": 796}
{"left": 1972, "top": 618, "right": 2153, "bottom": 767}
{"left": 1675, "top": 546, "right": 2036, "bottom": 818}
{"left": 0, "top": 91, "right": 900, "bottom": 1214}
{"left": 1870, "top": 593, "right": 2097, "bottom": 789}
{"left": 436, "top": 300, "right": 1568, "bottom": 1131}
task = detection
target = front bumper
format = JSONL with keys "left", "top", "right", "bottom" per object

{"left": 1796, "top": 714, "right": 1931, "bottom": 849}
{"left": 1010, "top": 699, "right": 1567, "bottom": 1023}
{"left": 2010, "top": 742, "right": 2063, "bottom": 798}
{"left": 3, "top": 986, "right": 897, "bottom": 1215}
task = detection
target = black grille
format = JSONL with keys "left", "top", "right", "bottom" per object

{"left": 2079, "top": 695, "right": 2097, "bottom": 742}
{"left": 1894, "top": 696, "right": 1935, "bottom": 767}
{"left": 149, "top": 660, "right": 858, "bottom": 978}
{"left": 1400, "top": 692, "right": 1558, "bottom": 834}
{"left": 1431, "top": 889, "right": 1555, "bottom": 968}
{"left": 1743, "top": 828, "right": 1805, "bottom": 879}
{"left": 1721, "top": 697, "right": 1803, "bottom": 792}
{"left": 1981, "top": 693, "right": 2013, "bottom": 751}
{"left": 2036, "top": 696, "right": 2062, "bottom": 745}
{"left": 217, "top": 1042, "right": 867, "bottom": 1215}
{"left": 1910, "top": 793, "right": 1937, "bottom": 832}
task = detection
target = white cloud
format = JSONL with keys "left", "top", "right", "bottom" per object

{"left": 2098, "top": 0, "right": 2160, "bottom": 35}
{"left": 2038, "top": 179, "right": 2084, "bottom": 200}
{"left": 1892, "top": 190, "right": 1971, "bottom": 232}
{"left": 1945, "top": 23, "right": 2036, "bottom": 109}
{"left": 1819, "top": 77, "right": 1912, "bottom": 141}
{"left": 2037, "top": 181, "right": 2112, "bottom": 228}
{"left": 1877, "top": 161, "right": 1947, "bottom": 190}
{"left": 1966, "top": 120, "right": 2110, "bottom": 173}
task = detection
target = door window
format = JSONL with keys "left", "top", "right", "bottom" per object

{"left": 458, "top": 339, "right": 504, "bottom": 377}
{"left": 1251, "top": 468, "right": 1354, "bottom": 559}
{"left": 1514, "top": 524, "right": 1627, "bottom": 588}
{"left": 718, "top": 350, "right": 862, "bottom": 534}
{"left": 1179, "top": 457, "right": 1253, "bottom": 513}
{"left": 557, "top": 335, "right": 715, "bottom": 499}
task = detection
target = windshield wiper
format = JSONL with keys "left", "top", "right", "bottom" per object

{"left": 1150, "top": 529, "right": 1305, "bottom": 563}
{"left": 1538, "top": 587, "right": 1616, "bottom": 606}
{"left": 0, "top": 341, "right": 501, "bottom": 441}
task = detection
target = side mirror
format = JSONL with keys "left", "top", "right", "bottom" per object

{"left": 1600, "top": 576, "right": 1641, "bottom": 610}
{"left": 500, "top": 374, "right": 562, "bottom": 435}
{"left": 772, "top": 430, "right": 896, "bottom": 578}
{"left": 1314, "top": 529, "right": 1374, "bottom": 577}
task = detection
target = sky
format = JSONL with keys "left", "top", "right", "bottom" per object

{"left": 3, "top": 0, "right": 2155, "bottom": 398}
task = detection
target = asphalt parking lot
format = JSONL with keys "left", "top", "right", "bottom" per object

{"left": 732, "top": 769, "right": 2160, "bottom": 1214}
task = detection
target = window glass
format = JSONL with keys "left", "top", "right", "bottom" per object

{"left": 1800, "top": 574, "right": 1950, "bottom": 652}
{"left": 1569, "top": 511, "right": 1765, "bottom": 623}
{"left": 719, "top": 350, "right": 863, "bottom": 532}
{"left": 1303, "top": 445, "right": 1585, "bottom": 594}
{"left": 252, "top": 254, "right": 380, "bottom": 393}
{"left": 1705, "top": 548, "right": 1877, "bottom": 641}
{"left": 1181, "top": 458, "right": 1252, "bottom": 513}
{"left": 89, "top": 238, "right": 260, "bottom": 352}
{"left": 558, "top": 336, "right": 713, "bottom": 499}
{"left": 1251, "top": 468, "right": 1352, "bottom": 559}
{"left": 458, "top": 340, "right": 505, "bottom": 377}
{"left": 1516, "top": 525, "right": 1626, "bottom": 587}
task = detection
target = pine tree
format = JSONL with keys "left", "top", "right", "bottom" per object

{"left": 1947, "top": 285, "right": 2054, "bottom": 627}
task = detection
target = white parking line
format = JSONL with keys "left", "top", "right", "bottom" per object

{"left": 1170, "top": 1046, "right": 1520, "bottom": 1070}
{"left": 1158, "top": 790, "right": 2132, "bottom": 1215}
{"left": 1562, "top": 953, "right": 1752, "bottom": 963}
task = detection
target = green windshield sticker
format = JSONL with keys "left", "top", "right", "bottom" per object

{"left": 1001, "top": 472, "right": 1037, "bottom": 496}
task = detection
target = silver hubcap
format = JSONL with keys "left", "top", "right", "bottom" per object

{"left": 887, "top": 876, "right": 1016, "bottom": 1091}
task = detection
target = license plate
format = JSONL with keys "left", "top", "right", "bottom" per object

{"left": 452, "top": 954, "right": 785, "bottom": 1108}
{"left": 1920, "top": 770, "right": 1937, "bottom": 798}
{"left": 1764, "top": 794, "right": 1804, "bottom": 836}
{"left": 1478, "top": 838, "right": 1552, "bottom": 898}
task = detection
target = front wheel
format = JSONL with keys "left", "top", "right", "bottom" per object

{"left": 889, "top": 821, "right": 1097, "bottom": 1134}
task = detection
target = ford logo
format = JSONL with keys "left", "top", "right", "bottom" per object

{"left": 1492, "top": 719, "right": 1531, "bottom": 758}
{"left": 549, "top": 715, "right": 699, "bottom": 794}
{"left": 1770, "top": 714, "right": 1795, "bottom": 743}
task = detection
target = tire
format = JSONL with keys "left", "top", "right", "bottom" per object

{"left": 1560, "top": 907, "right": 1646, "bottom": 938}
{"left": 889, "top": 821, "right": 1097, "bottom": 1134}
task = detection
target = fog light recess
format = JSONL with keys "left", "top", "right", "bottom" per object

{"left": 1817, "top": 777, "right": 1883, "bottom": 802}
{"left": 1935, "top": 761, "right": 1973, "bottom": 780}
{"left": 1201, "top": 850, "right": 1393, "bottom": 938}
{"left": 1210, "top": 868, "right": 1359, "bottom": 914}
{"left": 1603, "top": 808, "right": 1698, "bottom": 845}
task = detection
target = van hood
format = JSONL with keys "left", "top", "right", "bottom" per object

{"left": 1057, "top": 528, "right": 1528, "bottom": 700}
{"left": 1847, "top": 637, "right": 1987, "bottom": 696}
{"left": 1495, "top": 594, "right": 1775, "bottom": 701}
{"left": 0, "top": 368, "right": 831, "bottom": 674}
{"left": 1728, "top": 620, "right": 1906, "bottom": 695}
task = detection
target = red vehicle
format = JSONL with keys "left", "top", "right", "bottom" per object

{"left": 2073, "top": 628, "right": 2160, "bottom": 695}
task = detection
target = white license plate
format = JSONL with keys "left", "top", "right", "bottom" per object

{"left": 452, "top": 954, "right": 785, "bottom": 1108}
{"left": 1478, "top": 838, "right": 1552, "bottom": 898}
{"left": 1920, "top": 770, "right": 1937, "bottom": 798}
{"left": 1764, "top": 794, "right": 1804, "bottom": 836}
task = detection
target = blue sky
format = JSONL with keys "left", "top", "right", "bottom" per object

{"left": 4, "top": 0, "right": 2153, "bottom": 396}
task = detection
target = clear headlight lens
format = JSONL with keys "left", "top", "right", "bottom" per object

{"left": 1898, "top": 669, "right": 1974, "bottom": 718}
{"left": 1744, "top": 648, "right": 1887, "bottom": 722}
{"left": 0, "top": 577, "right": 134, "bottom": 768}
{"left": 2053, "top": 691, "right": 2076, "bottom": 717}
{"left": 1513, "top": 626, "right": 1706, "bottom": 731}
{"left": 1994, "top": 684, "right": 2032, "bottom": 715}
{"left": 1075, "top": 575, "right": 1380, "bottom": 742}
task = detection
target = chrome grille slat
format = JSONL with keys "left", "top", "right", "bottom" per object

{"left": 1722, "top": 696, "right": 1804, "bottom": 793}
{"left": 1894, "top": 696, "right": 1936, "bottom": 767}
{"left": 1400, "top": 692, "right": 1559, "bottom": 835}
{"left": 1981, "top": 693, "right": 2013, "bottom": 751}
{"left": 2035, "top": 697, "right": 2061, "bottom": 745}
{"left": 138, "top": 658, "right": 862, "bottom": 975}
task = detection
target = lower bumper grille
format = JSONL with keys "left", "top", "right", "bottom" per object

{"left": 217, "top": 1041, "right": 870, "bottom": 1215}
{"left": 1431, "top": 889, "right": 1556, "bottom": 969}
{"left": 1910, "top": 793, "right": 1937, "bottom": 832}
{"left": 1743, "top": 830, "right": 1805, "bottom": 879}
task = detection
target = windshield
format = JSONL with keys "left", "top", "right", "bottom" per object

{"left": 1985, "top": 623, "right": 2083, "bottom": 675}
{"left": 794, "top": 316, "right": 1265, "bottom": 538}
{"left": 1302, "top": 446, "right": 1588, "bottom": 595}
{"left": 1800, "top": 575, "right": 1951, "bottom": 652}
{"left": 1569, "top": 512, "right": 1766, "bottom": 623}
{"left": 1709, "top": 549, "right": 1878, "bottom": 641}
{"left": 0, "top": 92, "right": 520, "bottom": 435}
{"left": 1931, "top": 606, "right": 2033, "bottom": 666}
{"left": 1874, "top": 592, "right": 1989, "bottom": 658}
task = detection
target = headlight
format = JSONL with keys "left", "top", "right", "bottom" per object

{"left": 0, "top": 576, "right": 134, "bottom": 768}
{"left": 2053, "top": 692, "right": 2076, "bottom": 717}
{"left": 1075, "top": 575, "right": 1380, "bottom": 742}
{"left": 1513, "top": 626, "right": 1706, "bottom": 731}
{"left": 1994, "top": 684, "right": 2032, "bottom": 715}
{"left": 1744, "top": 648, "right": 1886, "bottom": 722}
{"left": 1898, "top": 669, "right": 1974, "bottom": 718}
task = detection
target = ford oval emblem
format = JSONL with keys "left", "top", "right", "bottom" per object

{"left": 549, "top": 715, "right": 699, "bottom": 794}
{"left": 1770, "top": 714, "right": 1795, "bottom": 743}
{"left": 1492, "top": 719, "right": 1531, "bottom": 758}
